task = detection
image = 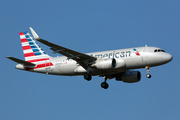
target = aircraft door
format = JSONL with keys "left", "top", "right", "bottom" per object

{"left": 141, "top": 47, "right": 148, "bottom": 66}
{"left": 142, "top": 56, "right": 148, "bottom": 66}
{"left": 45, "top": 60, "right": 51, "bottom": 74}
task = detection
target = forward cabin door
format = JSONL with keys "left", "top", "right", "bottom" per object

{"left": 141, "top": 47, "right": 148, "bottom": 66}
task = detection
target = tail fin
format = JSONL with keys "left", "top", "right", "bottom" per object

{"left": 19, "top": 31, "right": 50, "bottom": 64}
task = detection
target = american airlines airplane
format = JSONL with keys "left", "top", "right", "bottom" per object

{"left": 7, "top": 27, "right": 173, "bottom": 89}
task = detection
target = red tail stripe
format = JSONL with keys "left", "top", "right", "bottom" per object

{"left": 21, "top": 38, "right": 28, "bottom": 43}
{"left": 23, "top": 45, "right": 31, "bottom": 50}
{"left": 24, "top": 52, "right": 35, "bottom": 57}
{"left": 27, "top": 58, "right": 50, "bottom": 63}
{"left": 19, "top": 32, "right": 24, "bottom": 35}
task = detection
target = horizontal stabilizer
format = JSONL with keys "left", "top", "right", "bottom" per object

{"left": 6, "top": 56, "right": 36, "bottom": 66}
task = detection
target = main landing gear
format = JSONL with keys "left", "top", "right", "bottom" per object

{"left": 84, "top": 74, "right": 92, "bottom": 81}
{"left": 84, "top": 66, "right": 92, "bottom": 81}
{"left": 84, "top": 74, "right": 109, "bottom": 89}
{"left": 145, "top": 66, "right": 151, "bottom": 78}
{"left": 101, "top": 77, "right": 109, "bottom": 89}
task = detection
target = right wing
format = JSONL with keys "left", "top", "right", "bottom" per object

{"left": 30, "top": 27, "right": 97, "bottom": 69}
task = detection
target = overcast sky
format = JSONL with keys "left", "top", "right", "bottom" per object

{"left": 1, "top": 0, "right": 180, "bottom": 120}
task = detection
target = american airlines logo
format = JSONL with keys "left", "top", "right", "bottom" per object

{"left": 133, "top": 48, "right": 140, "bottom": 56}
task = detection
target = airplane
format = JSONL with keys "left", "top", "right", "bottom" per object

{"left": 7, "top": 27, "right": 173, "bottom": 89}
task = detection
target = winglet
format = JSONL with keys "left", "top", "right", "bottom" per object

{"left": 29, "top": 27, "right": 40, "bottom": 40}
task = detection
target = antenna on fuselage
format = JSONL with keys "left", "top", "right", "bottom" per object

{"left": 144, "top": 44, "right": 148, "bottom": 52}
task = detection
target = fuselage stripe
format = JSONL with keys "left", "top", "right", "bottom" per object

{"left": 27, "top": 58, "right": 49, "bottom": 63}
{"left": 35, "top": 62, "right": 53, "bottom": 69}
{"left": 25, "top": 62, "right": 53, "bottom": 70}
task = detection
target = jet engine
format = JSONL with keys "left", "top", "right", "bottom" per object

{"left": 115, "top": 59, "right": 126, "bottom": 68}
{"left": 116, "top": 71, "right": 141, "bottom": 83}
{"left": 92, "top": 58, "right": 116, "bottom": 69}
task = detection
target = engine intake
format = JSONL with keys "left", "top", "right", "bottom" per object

{"left": 116, "top": 71, "right": 141, "bottom": 83}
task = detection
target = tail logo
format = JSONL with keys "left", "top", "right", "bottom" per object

{"left": 19, "top": 32, "right": 53, "bottom": 70}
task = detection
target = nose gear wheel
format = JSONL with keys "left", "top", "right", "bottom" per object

{"left": 146, "top": 74, "right": 151, "bottom": 78}
{"left": 145, "top": 66, "right": 151, "bottom": 78}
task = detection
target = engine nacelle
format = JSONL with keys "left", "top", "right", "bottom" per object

{"left": 115, "top": 59, "right": 126, "bottom": 68}
{"left": 116, "top": 71, "right": 141, "bottom": 83}
{"left": 92, "top": 58, "right": 116, "bottom": 69}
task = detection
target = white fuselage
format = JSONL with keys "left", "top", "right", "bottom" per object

{"left": 16, "top": 46, "right": 172, "bottom": 76}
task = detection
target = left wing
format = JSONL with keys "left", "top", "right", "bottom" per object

{"left": 29, "top": 27, "right": 96, "bottom": 69}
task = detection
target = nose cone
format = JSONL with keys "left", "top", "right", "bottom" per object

{"left": 165, "top": 53, "right": 173, "bottom": 63}
{"left": 166, "top": 54, "right": 173, "bottom": 62}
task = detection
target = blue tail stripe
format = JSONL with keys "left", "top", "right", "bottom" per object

{"left": 29, "top": 42, "right": 35, "bottom": 45}
{"left": 27, "top": 39, "right": 33, "bottom": 42}
{"left": 31, "top": 46, "right": 38, "bottom": 49}
{"left": 32, "top": 49, "right": 40, "bottom": 52}
{"left": 34, "top": 52, "right": 42, "bottom": 55}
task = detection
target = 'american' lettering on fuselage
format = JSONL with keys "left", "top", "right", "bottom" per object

{"left": 90, "top": 51, "right": 132, "bottom": 58}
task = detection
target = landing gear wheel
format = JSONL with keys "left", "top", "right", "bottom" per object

{"left": 101, "top": 82, "right": 109, "bottom": 89}
{"left": 146, "top": 74, "right": 151, "bottom": 78}
{"left": 145, "top": 66, "right": 151, "bottom": 79}
{"left": 84, "top": 74, "right": 92, "bottom": 81}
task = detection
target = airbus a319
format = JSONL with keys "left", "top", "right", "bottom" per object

{"left": 7, "top": 27, "right": 173, "bottom": 89}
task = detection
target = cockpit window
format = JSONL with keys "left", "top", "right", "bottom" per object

{"left": 161, "top": 50, "right": 165, "bottom": 52}
{"left": 154, "top": 49, "right": 166, "bottom": 52}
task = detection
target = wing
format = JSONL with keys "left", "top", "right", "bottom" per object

{"left": 29, "top": 27, "right": 96, "bottom": 69}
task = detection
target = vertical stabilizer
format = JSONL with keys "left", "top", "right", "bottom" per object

{"left": 19, "top": 32, "right": 50, "bottom": 65}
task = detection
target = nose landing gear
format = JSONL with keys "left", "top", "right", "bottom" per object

{"left": 145, "top": 66, "right": 151, "bottom": 78}
{"left": 146, "top": 74, "right": 151, "bottom": 78}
